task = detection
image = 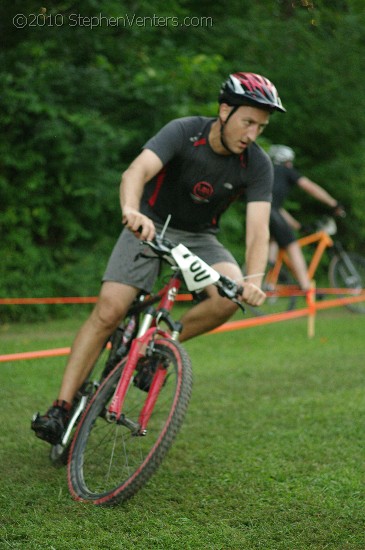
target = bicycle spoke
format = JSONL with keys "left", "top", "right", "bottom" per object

{"left": 329, "top": 252, "right": 365, "bottom": 314}
{"left": 68, "top": 339, "right": 193, "bottom": 505}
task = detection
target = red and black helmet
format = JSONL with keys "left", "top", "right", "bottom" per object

{"left": 219, "top": 72, "right": 286, "bottom": 113}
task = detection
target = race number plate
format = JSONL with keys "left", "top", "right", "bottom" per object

{"left": 171, "top": 244, "right": 220, "bottom": 291}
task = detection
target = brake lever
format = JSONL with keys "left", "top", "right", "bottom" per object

{"left": 217, "top": 281, "right": 245, "bottom": 313}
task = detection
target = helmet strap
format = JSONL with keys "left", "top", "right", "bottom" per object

{"left": 219, "top": 105, "right": 238, "bottom": 154}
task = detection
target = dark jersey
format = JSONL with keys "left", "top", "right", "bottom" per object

{"left": 140, "top": 116, "right": 273, "bottom": 232}
{"left": 271, "top": 164, "right": 303, "bottom": 209}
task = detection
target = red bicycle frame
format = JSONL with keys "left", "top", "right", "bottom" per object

{"left": 106, "top": 271, "right": 183, "bottom": 433}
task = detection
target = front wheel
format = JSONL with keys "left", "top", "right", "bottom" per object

{"left": 67, "top": 338, "right": 193, "bottom": 505}
{"left": 329, "top": 252, "right": 365, "bottom": 314}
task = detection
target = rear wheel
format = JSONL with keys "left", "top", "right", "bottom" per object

{"left": 68, "top": 339, "right": 193, "bottom": 505}
{"left": 49, "top": 328, "right": 127, "bottom": 467}
{"left": 329, "top": 252, "right": 365, "bottom": 314}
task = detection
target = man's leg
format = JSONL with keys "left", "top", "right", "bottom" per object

{"left": 286, "top": 241, "right": 310, "bottom": 291}
{"left": 179, "top": 262, "right": 242, "bottom": 342}
{"left": 31, "top": 281, "right": 138, "bottom": 444}
{"left": 58, "top": 281, "right": 139, "bottom": 404}
{"left": 268, "top": 239, "right": 279, "bottom": 265}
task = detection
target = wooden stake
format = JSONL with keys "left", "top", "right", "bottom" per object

{"left": 307, "top": 280, "right": 316, "bottom": 338}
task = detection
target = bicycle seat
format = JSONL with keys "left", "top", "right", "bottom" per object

{"left": 315, "top": 216, "right": 337, "bottom": 236}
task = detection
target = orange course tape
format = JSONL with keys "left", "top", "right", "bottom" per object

{"left": 1, "top": 292, "right": 364, "bottom": 363}
{"left": 0, "top": 288, "right": 361, "bottom": 305}
{"left": 0, "top": 347, "right": 71, "bottom": 362}
{"left": 0, "top": 297, "right": 98, "bottom": 305}
{"left": 0, "top": 295, "right": 192, "bottom": 305}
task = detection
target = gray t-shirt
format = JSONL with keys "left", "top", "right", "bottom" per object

{"left": 141, "top": 116, "right": 273, "bottom": 232}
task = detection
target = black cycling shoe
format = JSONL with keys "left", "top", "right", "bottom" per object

{"left": 31, "top": 400, "right": 71, "bottom": 445}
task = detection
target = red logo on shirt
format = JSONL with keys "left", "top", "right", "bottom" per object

{"left": 191, "top": 181, "right": 214, "bottom": 203}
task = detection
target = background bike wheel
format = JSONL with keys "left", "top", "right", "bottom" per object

{"left": 329, "top": 252, "right": 365, "bottom": 314}
{"left": 68, "top": 338, "right": 193, "bottom": 505}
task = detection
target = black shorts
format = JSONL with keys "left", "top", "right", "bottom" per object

{"left": 269, "top": 208, "right": 296, "bottom": 248}
{"left": 103, "top": 224, "right": 238, "bottom": 293}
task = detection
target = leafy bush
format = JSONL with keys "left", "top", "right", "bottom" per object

{"left": 1, "top": 0, "right": 365, "bottom": 320}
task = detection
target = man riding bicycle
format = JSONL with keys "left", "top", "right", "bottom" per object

{"left": 268, "top": 144, "right": 345, "bottom": 290}
{"left": 32, "top": 72, "right": 286, "bottom": 445}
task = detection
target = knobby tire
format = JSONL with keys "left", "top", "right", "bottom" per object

{"left": 328, "top": 252, "right": 365, "bottom": 314}
{"left": 49, "top": 331, "right": 126, "bottom": 467}
{"left": 67, "top": 338, "right": 193, "bottom": 505}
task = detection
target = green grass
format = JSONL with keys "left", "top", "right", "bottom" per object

{"left": 1, "top": 309, "right": 365, "bottom": 549}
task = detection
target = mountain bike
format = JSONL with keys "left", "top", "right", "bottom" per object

{"left": 66, "top": 228, "right": 244, "bottom": 506}
{"left": 247, "top": 216, "right": 365, "bottom": 316}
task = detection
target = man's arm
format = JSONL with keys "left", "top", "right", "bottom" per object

{"left": 297, "top": 176, "right": 337, "bottom": 208}
{"left": 120, "top": 149, "right": 163, "bottom": 240}
{"left": 279, "top": 207, "right": 301, "bottom": 231}
{"left": 243, "top": 201, "right": 271, "bottom": 305}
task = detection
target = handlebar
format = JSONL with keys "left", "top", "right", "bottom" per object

{"left": 300, "top": 216, "right": 338, "bottom": 237}
{"left": 141, "top": 234, "right": 175, "bottom": 259}
{"left": 140, "top": 235, "right": 244, "bottom": 310}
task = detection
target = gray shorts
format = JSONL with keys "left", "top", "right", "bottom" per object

{"left": 103, "top": 224, "right": 238, "bottom": 292}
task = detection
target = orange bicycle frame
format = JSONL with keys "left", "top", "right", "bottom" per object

{"left": 267, "top": 230, "right": 334, "bottom": 287}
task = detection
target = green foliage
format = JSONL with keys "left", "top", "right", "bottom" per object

{"left": 1, "top": 0, "right": 365, "bottom": 320}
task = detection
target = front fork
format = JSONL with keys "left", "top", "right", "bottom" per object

{"left": 106, "top": 307, "right": 182, "bottom": 434}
